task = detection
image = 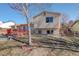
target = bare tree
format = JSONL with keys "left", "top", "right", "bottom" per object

{"left": 9, "top": 3, "right": 52, "bottom": 45}
{"left": 68, "top": 20, "right": 74, "bottom": 27}
{"left": 61, "top": 13, "right": 70, "bottom": 28}
{"left": 61, "top": 13, "right": 69, "bottom": 24}
{"left": 9, "top": 3, "right": 32, "bottom": 45}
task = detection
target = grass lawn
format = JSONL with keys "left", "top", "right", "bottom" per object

{"left": 0, "top": 39, "right": 34, "bottom": 56}
{"left": 0, "top": 36, "right": 79, "bottom": 56}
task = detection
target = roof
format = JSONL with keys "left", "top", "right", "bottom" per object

{"left": 11, "top": 24, "right": 32, "bottom": 27}
{"left": 71, "top": 20, "right": 79, "bottom": 27}
{"left": 16, "top": 24, "right": 32, "bottom": 27}
{"left": 33, "top": 11, "right": 61, "bottom": 19}
{"left": 0, "top": 21, "right": 15, "bottom": 29}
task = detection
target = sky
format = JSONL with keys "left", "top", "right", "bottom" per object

{"left": 0, "top": 3, "right": 79, "bottom": 24}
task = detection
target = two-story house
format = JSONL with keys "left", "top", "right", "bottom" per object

{"left": 31, "top": 11, "right": 61, "bottom": 36}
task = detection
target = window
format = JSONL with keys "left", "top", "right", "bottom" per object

{"left": 46, "top": 17, "right": 53, "bottom": 23}
{"left": 23, "top": 26, "right": 26, "bottom": 31}
{"left": 47, "top": 30, "right": 53, "bottom": 34}
{"left": 51, "top": 30, "right": 53, "bottom": 34}
{"left": 38, "top": 30, "right": 41, "bottom": 34}
{"left": 47, "top": 30, "right": 50, "bottom": 34}
{"left": 19, "top": 27, "right": 22, "bottom": 31}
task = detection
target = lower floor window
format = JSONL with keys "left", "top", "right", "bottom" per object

{"left": 47, "top": 30, "right": 50, "bottom": 34}
{"left": 51, "top": 30, "right": 53, "bottom": 34}
{"left": 36, "top": 29, "right": 54, "bottom": 34}
{"left": 47, "top": 30, "right": 53, "bottom": 34}
{"left": 38, "top": 30, "right": 41, "bottom": 34}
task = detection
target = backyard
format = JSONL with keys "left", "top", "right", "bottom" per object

{"left": 0, "top": 35, "right": 79, "bottom": 56}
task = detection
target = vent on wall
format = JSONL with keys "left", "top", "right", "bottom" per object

{"left": 43, "top": 12, "right": 46, "bottom": 16}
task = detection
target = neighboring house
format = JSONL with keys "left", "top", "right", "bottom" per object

{"left": 71, "top": 20, "right": 79, "bottom": 32}
{"left": 0, "top": 21, "right": 15, "bottom": 28}
{"left": 31, "top": 11, "right": 61, "bottom": 36}
{"left": 0, "top": 21, "right": 15, "bottom": 35}
{"left": 11, "top": 24, "right": 32, "bottom": 38}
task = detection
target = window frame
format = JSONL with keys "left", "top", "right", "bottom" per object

{"left": 46, "top": 17, "right": 53, "bottom": 23}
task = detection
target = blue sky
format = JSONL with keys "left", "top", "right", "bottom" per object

{"left": 0, "top": 3, "right": 79, "bottom": 24}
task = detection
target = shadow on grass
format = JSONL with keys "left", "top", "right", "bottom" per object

{"left": 14, "top": 39, "right": 28, "bottom": 44}
{"left": 11, "top": 38, "right": 29, "bottom": 45}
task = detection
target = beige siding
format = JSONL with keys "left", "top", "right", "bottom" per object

{"left": 31, "top": 11, "right": 61, "bottom": 35}
{"left": 53, "top": 29, "right": 60, "bottom": 35}
{"left": 33, "top": 12, "right": 61, "bottom": 29}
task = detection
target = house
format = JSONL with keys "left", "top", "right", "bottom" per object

{"left": 11, "top": 24, "right": 32, "bottom": 38}
{"left": 0, "top": 20, "right": 30, "bottom": 38}
{"left": 0, "top": 21, "right": 15, "bottom": 35}
{"left": 31, "top": 11, "right": 61, "bottom": 36}
{"left": 71, "top": 20, "right": 79, "bottom": 32}
{"left": 0, "top": 21, "right": 15, "bottom": 28}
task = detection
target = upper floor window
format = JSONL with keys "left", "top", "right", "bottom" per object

{"left": 46, "top": 17, "right": 53, "bottom": 23}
